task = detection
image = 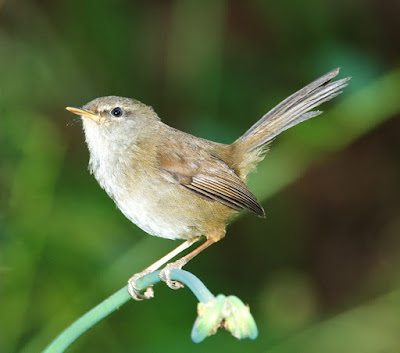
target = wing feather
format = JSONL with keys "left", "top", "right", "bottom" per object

{"left": 188, "top": 175, "right": 264, "bottom": 216}
{"left": 158, "top": 145, "right": 265, "bottom": 217}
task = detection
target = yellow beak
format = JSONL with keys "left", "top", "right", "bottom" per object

{"left": 66, "top": 107, "right": 100, "bottom": 120}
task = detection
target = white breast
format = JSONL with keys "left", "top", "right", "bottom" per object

{"left": 83, "top": 119, "right": 200, "bottom": 240}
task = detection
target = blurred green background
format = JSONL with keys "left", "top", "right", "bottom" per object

{"left": 1, "top": 0, "right": 400, "bottom": 352}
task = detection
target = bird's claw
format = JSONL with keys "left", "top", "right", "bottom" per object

{"left": 127, "top": 273, "right": 154, "bottom": 301}
{"left": 159, "top": 261, "right": 186, "bottom": 290}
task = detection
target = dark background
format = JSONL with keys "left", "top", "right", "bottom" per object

{"left": 1, "top": 1, "right": 400, "bottom": 352}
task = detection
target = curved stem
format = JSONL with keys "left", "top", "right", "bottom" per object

{"left": 164, "top": 270, "right": 215, "bottom": 303}
{"left": 43, "top": 270, "right": 214, "bottom": 353}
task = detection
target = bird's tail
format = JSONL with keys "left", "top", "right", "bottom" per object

{"left": 230, "top": 68, "right": 350, "bottom": 178}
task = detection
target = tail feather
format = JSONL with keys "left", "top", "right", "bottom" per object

{"left": 231, "top": 68, "right": 351, "bottom": 177}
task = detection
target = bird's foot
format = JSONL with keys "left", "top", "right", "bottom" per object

{"left": 127, "top": 272, "right": 154, "bottom": 301}
{"left": 159, "top": 258, "right": 187, "bottom": 290}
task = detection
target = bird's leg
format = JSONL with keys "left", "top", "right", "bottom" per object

{"left": 159, "top": 238, "right": 216, "bottom": 290}
{"left": 127, "top": 236, "right": 201, "bottom": 300}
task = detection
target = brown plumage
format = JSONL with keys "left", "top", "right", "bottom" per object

{"left": 66, "top": 68, "right": 350, "bottom": 299}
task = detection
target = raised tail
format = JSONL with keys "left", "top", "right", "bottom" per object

{"left": 231, "top": 68, "right": 351, "bottom": 178}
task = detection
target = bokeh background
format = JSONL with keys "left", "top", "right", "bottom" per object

{"left": 1, "top": 1, "right": 400, "bottom": 352}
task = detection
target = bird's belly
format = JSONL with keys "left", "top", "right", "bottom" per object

{"left": 116, "top": 197, "right": 202, "bottom": 240}
{"left": 110, "top": 181, "right": 203, "bottom": 240}
{"left": 96, "top": 167, "right": 235, "bottom": 241}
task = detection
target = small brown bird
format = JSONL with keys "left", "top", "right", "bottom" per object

{"left": 67, "top": 68, "right": 350, "bottom": 300}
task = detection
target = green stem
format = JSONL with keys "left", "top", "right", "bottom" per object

{"left": 43, "top": 270, "right": 214, "bottom": 353}
{"left": 164, "top": 270, "right": 215, "bottom": 303}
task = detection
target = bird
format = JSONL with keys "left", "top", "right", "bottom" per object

{"left": 66, "top": 68, "right": 350, "bottom": 300}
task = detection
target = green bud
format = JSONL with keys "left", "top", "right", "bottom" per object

{"left": 191, "top": 294, "right": 258, "bottom": 343}
{"left": 223, "top": 296, "right": 258, "bottom": 340}
{"left": 191, "top": 295, "right": 226, "bottom": 343}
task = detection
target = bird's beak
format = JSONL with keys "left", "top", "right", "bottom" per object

{"left": 66, "top": 107, "right": 100, "bottom": 121}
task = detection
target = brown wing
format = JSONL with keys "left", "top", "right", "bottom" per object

{"left": 158, "top": 142, "right": 265, "bottom": 217}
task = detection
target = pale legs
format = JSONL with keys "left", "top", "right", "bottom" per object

{"left": 128, "top": 236, "right": 216, "bottom": 300}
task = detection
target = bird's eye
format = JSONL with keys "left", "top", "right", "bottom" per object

{"left": 111, "top": 107, "right": 123, "bottom": 117}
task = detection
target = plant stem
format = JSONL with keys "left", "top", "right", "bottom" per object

{"left": 43, "top": 270, "right": 214, "bottom": 353}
